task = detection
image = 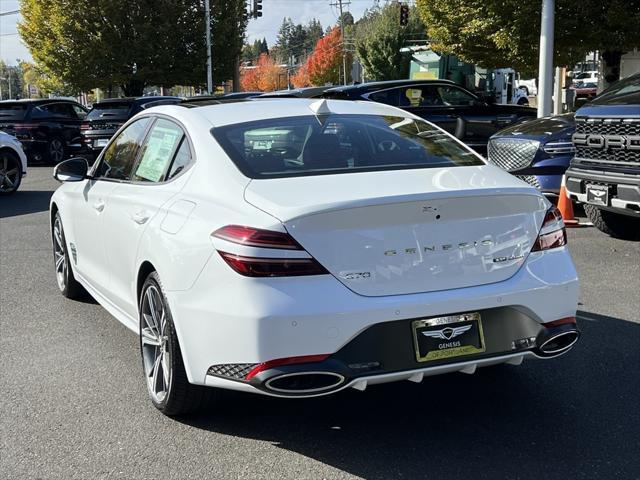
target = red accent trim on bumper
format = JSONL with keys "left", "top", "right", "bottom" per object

{"left": 245, "top": 354, "right": 330, "bottom": 380}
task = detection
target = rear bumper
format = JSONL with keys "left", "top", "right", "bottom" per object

{"left": 165, "top": 246, "right": 579, "bottom": 393}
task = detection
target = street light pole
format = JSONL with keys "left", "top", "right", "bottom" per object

{"left": 537, "top": 0, "right": 555, "bottom": 117}
{"left": 205, "top": 0, "right": 213, "bottom": 94}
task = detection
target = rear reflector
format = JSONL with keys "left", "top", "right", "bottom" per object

{"left": 218, "top": 252, "right": 328, "bottom": 277}
{"left": 543, "top": 316, "right": 577, "bottom": 328}
{"left": 245, "top": 354, "right": 330, "bottom": 380}
{"left": 213, "top": 225, "right": 302, "bottom": 250}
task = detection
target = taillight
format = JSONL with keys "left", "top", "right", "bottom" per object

{"left": 213, "top": 225, "right": 329, "bottom": 277}
{"left": 14, "top": 123, "right": 38, "bottom": 139}
{"left": 218, "top": 252, "right": 328, "bottom": 277}
{"left": 213, "top": 225, "right": 302, "bottom": 250}
{"left": 532, "top": 206, "right": 567, "bottom": 251}
{"left": 16, "top": 123, "right": 39, "bottom": 130}
{"left": 245, "top": 354, "right": 330, "bottom": 380}
{"left": 80, "top": 123, "right": 90, "bottom": 130}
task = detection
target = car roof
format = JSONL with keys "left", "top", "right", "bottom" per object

{"left": 325, "top": 79, "right": 457, "bottom": 93}
{"left": 259, "top": 86, "right": 334, "bottom": 98}
{"left": 147, "top": 98, "right": 421, "bottom": 128}
{"left": 0, "top": 98, "right": 80, "bottom": 105}
{"left": 92, "top": 96, "right": 181, "bottom": 106}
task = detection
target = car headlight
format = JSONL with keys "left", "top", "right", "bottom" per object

{"left": 543, "top": 141, "right": 575, "bottom": 155}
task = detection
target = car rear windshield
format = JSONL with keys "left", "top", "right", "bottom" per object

{"left": 212, "top": 114, "right": 483, "bottom": 178}
{"left": 0, "top": 103, "right": 29, "bottom": 120}
{"left": 87, "top": 102, "right": 132, "bottom": 120}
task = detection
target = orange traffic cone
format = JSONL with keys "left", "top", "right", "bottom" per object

{"left": 557, "top": 175, "right": 580, "bottom": 227}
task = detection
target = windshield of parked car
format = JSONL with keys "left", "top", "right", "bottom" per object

{"left": 212, "top": 114, "right": 483, "bottom": 178}
{"left": 0, "top": 103, "right": 29, "bottom": 120}
{"left": 87, "top": 102, "right": 132, "bottom": 120}
{"left": 590, "top": 74, "right": 640, "bottom": 105}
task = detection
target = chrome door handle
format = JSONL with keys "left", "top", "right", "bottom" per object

{"left": 131, "top": 211, "right": 150, "bottom": 225}
{"left": 93, "top": 201, "right": 105, "bottom": 212}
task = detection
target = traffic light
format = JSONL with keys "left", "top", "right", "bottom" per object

{"left": 399, "top": 3, "right": 409, "bottom": 26}
{"left": 253, "top": 0, "right": 263, "bottom": 18}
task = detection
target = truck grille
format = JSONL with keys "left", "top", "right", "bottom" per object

{"left": 487, "top": 138, "right": 539, "bottom": 172}
{"left": 574, "top": 117, "right": 640, "bottom": 166}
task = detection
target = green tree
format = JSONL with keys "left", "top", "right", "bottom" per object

{"left": 19, "top": 0, "right": 247, "bottom": 96}
{"left": 416, "top": 0, "right": 640, "bottom": 78}
{"left": 355, "top": 4, "right": 425, "bottom": 81}
{"left": 0, "top": 61, "right": 24, "bottom": 100}
{"left": 304, "top": 19, "right": 324, "bottom": 54}
{"left": 242, "top": 38, "right": 269, "bottom": 64}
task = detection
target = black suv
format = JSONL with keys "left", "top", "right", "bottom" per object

{"left": 0, "top": 99, "right": 88, "bottom": 163}
{"left": 565, "top": 73, "right": 640, "bottom": 239}
{"left": 80, "top": 96, "right": 180, "bottom": 156}
{"left": 323, "top": 80, "right": 536, "bottom": 154}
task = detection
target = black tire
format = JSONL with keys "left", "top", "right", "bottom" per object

{"left": 584, "top": 204, "right": 640, "bottom": 240}
{"left": 52, "top": 212, "right": 86, "bottom": 298}
{"left": 46, "top": 137, "right": 66, "bottom": 165}
{"left": 139, "top": 272, "right": 214, "bottom": 416}
{"left": 0, "top": 149, "right": 22, "bottom": 195}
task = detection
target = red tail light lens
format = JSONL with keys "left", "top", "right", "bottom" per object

{"left": 213, "top": 225, "right": 302, "bottom": 250}
{"left": 80, "top": 123, "right": 90, "bottom": 130}
{"left": 532, "top": 206, "right": 567, "bottom": 251}
{"left": 245, "top": 354, "right": 330, "bottom": 380}
{"left": 218, "top": 252, "right": 328, "bottom": 277}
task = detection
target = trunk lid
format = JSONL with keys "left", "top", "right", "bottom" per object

{"left": 245, "top": 165, "right": 549, "bottom": 296}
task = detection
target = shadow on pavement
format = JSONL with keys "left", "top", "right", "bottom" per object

{"left": 183, "top": 311, "right": 640, "bottom": 479}
{"left": 0, "top": 190, "right": 52, "bottom": 219}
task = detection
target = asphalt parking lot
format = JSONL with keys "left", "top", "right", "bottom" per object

{"left": 1, "top": 167, "right": 639, "bottom": 480}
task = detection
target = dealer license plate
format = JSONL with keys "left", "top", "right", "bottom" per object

{"left": 412, "top": 312, "right": 485, "bottom": 362}
{"left": 586, "top": 184, "right": 609, "bottom": 206}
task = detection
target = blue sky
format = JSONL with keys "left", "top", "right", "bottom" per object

{"left": 0, "top": 0, "right": 375, "bottom": 65}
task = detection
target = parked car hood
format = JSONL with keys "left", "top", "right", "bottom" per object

{"left": 492, "top": 113, "right": 575, "bottom": 141}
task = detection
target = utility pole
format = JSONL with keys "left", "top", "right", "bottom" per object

{"left": 331, "top": 0, "right": 351, "bottom": 86}
{"left": 205, "top": 0, "right": 213, "bottom": 94}
{"left": 537, "top": 0, "right": 555, "bottom": 117}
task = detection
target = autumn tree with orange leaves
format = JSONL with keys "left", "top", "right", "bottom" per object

{"left": 292, "top": 27, "right": 345, "bottom": 87}
{"left": 240, "top": 53, "right": 286, "bottom": 91}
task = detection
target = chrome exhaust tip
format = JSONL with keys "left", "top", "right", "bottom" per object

{"left": 264, "top": 371, "right": 345, "bottom": 394}
{"left": 536, "top": 326, "right": 580, "bottom": 357}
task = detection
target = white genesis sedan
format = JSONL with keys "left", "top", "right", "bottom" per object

{"left": 50, "top": 99, "right": 580, "bottom": 415}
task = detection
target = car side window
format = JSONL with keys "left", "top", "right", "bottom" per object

{"left": 368, "top": 88, "right": 400, "bottom": 106}
{"left": 398, "top": 86, "right": 444, "bottom": 107}
{"left": 30, "top": 104, "right": 55, "bottom": 119}
{"left": 132, "top": 119, "right": 184, "bottom": 183}
{"left": 437, "top": 86, "right": 477, "bottom": 106}
{"left": 95, "top": 117, "right": 152, "bottom": 180}
{"left": 57, "top": 103, "right": 79, "bottom": 119}
{"left": 167, "top": 139, "right": 192, "bottom": 180}
{"left": 72, "top": 105, "right": 87, "bottom": 119}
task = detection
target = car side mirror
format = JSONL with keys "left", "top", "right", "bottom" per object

{"left": 53, "top": 157, "right": 89, "bottom": 182}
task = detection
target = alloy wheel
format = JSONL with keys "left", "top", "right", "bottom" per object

{"left": 0, "top": 153, "right": 20, "bottom": 193}
{"left": 49, "top": 139, "right": 65, "bottom": 163}
{"left": 52, "top": 216, "right": 68, "bottom": 291}
{"left": 141, "top": 285, "right": 172, "bottom": 404}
